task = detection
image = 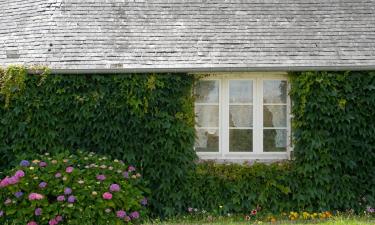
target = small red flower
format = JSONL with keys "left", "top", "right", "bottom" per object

{"left": 251, "top": 209, "right": 257, "bottom": 215}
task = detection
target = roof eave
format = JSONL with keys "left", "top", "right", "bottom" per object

{"left": 28, "top": 65, "right": 375, "bottom": 75}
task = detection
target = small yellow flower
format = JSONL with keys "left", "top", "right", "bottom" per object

{"left": 29, "top": 167, "right": 35, "bottom": 170}
{"left": 51, "top": 160, "right": 58, "bottom": 164}
{"left": 219, "top": 205, "right": 223, "bottom": 209}
{"left": 114, "top": 159, "right": 119, "bottom": 163}
{"left": 33, "top": 177, "right": 39, "bottom": 180}
{"left": 63, "top": 159, "right": 68, "bottom": 163}
{"left": 92, "top": 191, "right": 98, "bottom": 196}
{"left": 131, "top": 175, "right": 137, "bottom": 179}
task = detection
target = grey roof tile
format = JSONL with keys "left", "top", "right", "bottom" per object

{"left": 1, "top": 0, "right": 375, "bottom": 71}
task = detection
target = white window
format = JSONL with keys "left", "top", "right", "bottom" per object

{"left": 194, "top": 73, "right": 291, "bottom": 161}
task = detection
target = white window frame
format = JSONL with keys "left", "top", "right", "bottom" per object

{"left": 194, "top": 72, "right": 292, "bottom": 162}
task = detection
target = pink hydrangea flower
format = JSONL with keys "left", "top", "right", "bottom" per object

{"left": 39, "top": 161, "right": 47, "bottom": 167}
{"left": 65, "top": 167, "right": 74, "bottom": 173}
{"left": 128, "top": 166, "right": 136, "bottom": 172}
{"left": 96, "top": 174, "right": 106, "bottom": 181}
{"left": 57, "top": 195, "right": 65, "bottom": 202}
{"left": 102, "top": 192, "right": 112, "bottom": 200}
{"left": 130, "top": 211, "right": 140, "bottom": 219}
{"left": 28, "top": 193, "right": 44, "bottom": 201}
{"left": 8, "top": 176, "right": 20, "bottom": 185}
{"left": 27, "top": 221, "right": 38, "bottom": 225}
{"left": 56, "top": 215, "right": 63, "bottom": 222}
{"left": 15, "top": 170, "right": 25, "bottom": 178}
{"left": 116, "top": 210, "right": 126, "bottom": 218}
{"left": 49, "top": 218, "right": 58, "bottom": 225}
{"left": 55, "top": 173, "right": 62, "bottom": 178}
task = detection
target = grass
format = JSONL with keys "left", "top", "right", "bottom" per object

{"left": 144, "top": 216, "right": 374, "bottom": 225}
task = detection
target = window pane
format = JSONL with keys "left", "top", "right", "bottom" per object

{"left": 229, "top": 105, "right": 253, "bottom": 127}
{"left": 195, "top": 105, "right": 219, "bottom": 127}
{"left": 195, "top": 80, "right": 219, "bottom": 103}
{"left": 229, "top": 129, "right": 252, "bottom": 152}
{"left": 229, "top": 80, "right": 253, "bottom": 103}
{"left": 263, "top": 105, "right": 287, "bottom": 127}
{"left": 263, "top": 80, "right": 287, "bottom": 104}
{"left": 263, "top": 129, "right": 287, "bottom": 152}
{"left": 195, "top": 129, "right": 219, "bottom": 152}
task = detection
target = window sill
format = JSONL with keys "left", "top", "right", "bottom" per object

{"left": 196, "top": 152, "right": 290, "bottom": 163}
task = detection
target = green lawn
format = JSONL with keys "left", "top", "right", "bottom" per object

{"left": 145, "top": 217, "right": 374, "bottom": 225}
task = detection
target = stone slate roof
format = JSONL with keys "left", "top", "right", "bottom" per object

{"left": 1, "top": 0, "right": 375, "bottom": 72}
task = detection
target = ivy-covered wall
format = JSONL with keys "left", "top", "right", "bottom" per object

{"left": 1, "top": 67, "right": 374, "bottom": 216}
{"left": 290, "top": 71, "right": 375, "bottom": 211}
{"left": 0, "top": 66, "right": 197, "bottom": 216}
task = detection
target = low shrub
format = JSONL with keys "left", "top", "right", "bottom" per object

{"left": 0, "top": 151, "right": 148, "bottom": 225}
{"left": 183, "top": 161, "right": 293, "bottom": 215}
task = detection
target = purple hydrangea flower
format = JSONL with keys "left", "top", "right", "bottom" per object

{"left": 56, "top": 215, "right": 63, "bottom": 222}
{"left": 35, "top": 208, "right": 42, "bottom": 216}
{"left": 109, "top": 184, "right": 120, "bottom": 192}
{"left": 67, "top": 195, "right": 76, "bottom": 203}
{"left": 96, "top": 174, "right": 106, "bottom": 181}
{"left": 57, "top": 195, "right": 65, "bottom": 202}
{"left": 141, "top": 197, "right": 148, "bottom": 206}
{"left": 39, "top": 161, "right": 47, "bottom": 167}
{"left": 14, "top": 191, "right": 24, "bottom": 198}
{"left": 55, "top": 173, "right": 62, "bottom": 178}
{"left": 20, "top": 160, "right": 30, "bottom": 167}
{"left": 49, "top": 218, "right": 58, "bottom": 225}
{"left": 367, "top": 206, "right": 375, "bottom": 213}
{"left": 64, "top": 187, "right": 72, "bottom": 195}
{"left": 130, "top": 211, "right": 140, "bottom": 219}
{"left": 123, "top": 172, "right": 129, "bottom": 179}
{"left": 116, "top": 210, "right": 126, "bottom": 218}
{"left": 39, "top": 182, "right": 47, "bottom": 189}
{"left": 0, "top": 210, "right": 4, "bottom": 217}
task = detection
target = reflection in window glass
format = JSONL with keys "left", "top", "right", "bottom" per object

{"left": 229, "top": 80, "right": 253, "bottom": 103}
{"left": 263, "top": 105, "right": 287, "bottom": 127}
{"left": 195, "top": 80, "right": 219, "bottom": 103}
{"left": 229, "top": 129, "right": 253, "bottom": 152}
{"left": 195, "top": 129, "right": 219, "bottom": 152}
{"left": 195, "top": 105, "right": 219, "bottom": 127}
{"left": 229, "top": 106, "right": 253, "bottom": 128}
{"left": 263, "top": 129, "right": 287, "bottom": 152}
{"left": 263, "top": 80, "right": 287, "bottom": 104}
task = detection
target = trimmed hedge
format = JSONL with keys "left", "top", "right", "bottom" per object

{"left": 0, "top": 68, "right": 196, "bottom": 217}
{"left": 290, "top": 71, "right": 375, "bottom": 211}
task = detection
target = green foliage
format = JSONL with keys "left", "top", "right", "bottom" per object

{"left": 0, "top": 151, "right": 147, "bottom": 224}
{"left": 0, "top": 69, "right": 197, "bottom": 217}
{"left": 289, "top": 71, "right": 375, "bottom": 211}
{"left": 183, "top": 161, "right": 293, "bottom": 214}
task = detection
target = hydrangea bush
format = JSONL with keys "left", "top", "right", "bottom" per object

{"left": 0, "top": 151, "right": 148, "bottom": 225}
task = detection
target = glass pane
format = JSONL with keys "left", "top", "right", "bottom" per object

{"left": 229, "top": 105, "right": 253, "bottom": 127}
{"left": 229, "top": 80, "right": 253, "bottom": 103}
{"left": 263, "top": 105, "right": 287, "bottom": 127}
{"left": 229, "top": 129, "right": 253, "bottom": 152}
{"left": 195, "top": 80, "right": 219, "bottom": 103}
{"left": 263, "top": 80, "right": 287, "bottom": 104}
{"left": 264, "top": 129, "right": 287, "bottom": 152}
{"left": 195, "top": 105, "right": 219, "bottom": 127}
{"left": 195, "top": 129, "right": 219, "bottom": 152}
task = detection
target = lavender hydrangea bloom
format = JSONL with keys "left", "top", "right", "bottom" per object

{"left": 67, "top": 195, "right": 76, "bottom": 203}
{"left": 20, "top": 160, "right": 30, "bottom": 167}
{"left": 122, "top": 172, "right": 129, "bottom": 179}
{"left": 0, "top": 210, "right": 4, "bottom": 217}
{"left": 39, "top": 182, "right": 47, "bottom": 189}
{"left": 130, "top": 211, "right": 140, "bottom": 219}
{"left": 64, "top": 187, "right": 72, "bottom": 195}
{"left": 141, "top": 197, "right": 148, "bottom": 206}
{"left": 14, "top": 191, "right": 24, "bottom": 198}
{"left": 109, "top": 184, "right": 120, "bottom": 192}
{"left": 35, "top": 208, "right": 42, "bottom": 216}
{"left": 96, "top": 174, "right": 106, "bottom": 181}
{"left": 39, "top": 161, "right": 47, "bottom": 167}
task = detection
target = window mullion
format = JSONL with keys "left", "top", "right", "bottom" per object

{"left": 221, "top": 79, "right": 229, "bottom": 157}
{"left": 253, "top": 78, "right": 263, "bottom": 153}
